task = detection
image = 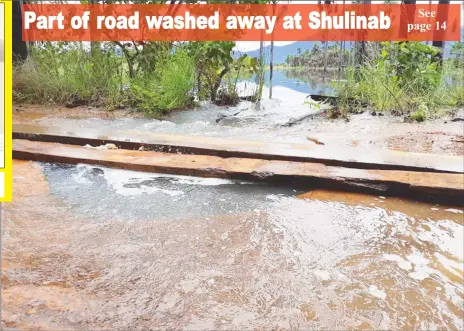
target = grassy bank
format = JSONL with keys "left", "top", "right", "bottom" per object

{"left": 13, "top": 43, "right": 196, "bottom": 116}
{"left": 335, "top": 42, "right": 464, "bottom": 120}
{"left": 13, "top": 42, "right": 259, "bottom": 117}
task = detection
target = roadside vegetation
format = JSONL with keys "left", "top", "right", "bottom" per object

{"left": 280, "top": 39, "right": 463, "bottom": 120}
{"left": 335, "top": 41, "right": 464, "bottom": 120}
{"left": 13, "top": 41, "right": 259, "bottom": 117}
{"left": 13, "top": 0, "right": 463, "bottom": 121}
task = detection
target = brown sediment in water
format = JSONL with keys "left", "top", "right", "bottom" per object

{"left": 13, "top": 104, "right": 146, "bottom": 123}
{"left": 2, "top": 161, "right": 463, "bottom": 330}
{"left": 298, "top": 189, "right": 464, "bottom": 224}
{"left": 388, "top": 132, "right": 464, "bottom": 156}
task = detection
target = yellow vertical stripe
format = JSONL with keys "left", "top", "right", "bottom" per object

{"left": 1, "top": 0, "right": 12, "bottom": 202}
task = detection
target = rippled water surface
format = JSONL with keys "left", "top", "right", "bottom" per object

{"left": 2, "top": 161, "right": 463, "bottom": 330}
{"left": 7, "top": 69, "right": 464, "bottom": 329}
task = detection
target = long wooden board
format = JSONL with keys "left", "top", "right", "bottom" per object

{"left": 13, "top": 124, "right": 464, "bottom": 174}
{"left": 13, "top": 139, "right": 464, "bottom": 204}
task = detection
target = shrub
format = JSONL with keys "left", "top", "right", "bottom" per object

{"left": 126, "top": 50, "right": 195, "bottom": 116}
{"left": 336, "top": 42, "right": 463, "bottom": 116}
{"left": 13, "top": 42, "right": 123, "bottom": 107}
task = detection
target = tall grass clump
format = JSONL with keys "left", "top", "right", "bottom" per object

{"left": 337, "top": 42, "right": 464, "bottom": 119}
{"left": 126, "top": 50, "right": 195, "bottom": 116}
{"left": 13, "top": 42, "right": 198, "bottom": 116}
{"left": 13, "top": 42, "right": 123, "bottom": 107}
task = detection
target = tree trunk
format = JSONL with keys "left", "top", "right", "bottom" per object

{"left": 269, "top": 1, "right": 277, "bottom": 99}
{"left": 254, "top": 39, "right": 265, "bottom": 110}
{"left": 354, "top": 0, "right": 371, "bottom": 80}
{"left": 90, "top": 0, "right": 99, "bottom": 55}
{"left": 269, "top": 40, "right": 274, "bottom": 99}
{"left": 211, "top": 67, "right": 229, "bottom": 102}
{"left": 322, "top": 1, "right": 331, "bottom": 75}
{"left": 432, "top": 0, "right": 450, "bottom": 66}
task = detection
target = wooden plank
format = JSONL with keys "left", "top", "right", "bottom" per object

{"left": 13, "top": 124, "right": 464, "bottom": 174}
{"left": 13, "top": 139, "right": 464, "bottom": 204}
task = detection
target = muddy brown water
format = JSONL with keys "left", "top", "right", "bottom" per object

{"left": 2, "top": 160, "right": 463, "bottom": 330}
{"left": 7, "top": 86, "right": 464, "bottom": 329}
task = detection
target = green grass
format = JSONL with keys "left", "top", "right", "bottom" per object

{"left": 126, "top": 51, "right": 196, "bottom": 116}
{"left": 13, "top": 43, "right": 196, "bottom": 117}
{"left": 13, "top": 43, "right": 124, "bottom": 107}
{"left": 336, "top": 60, "right": 464, "bottom": 119}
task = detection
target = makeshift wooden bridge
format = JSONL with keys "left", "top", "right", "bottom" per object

{"left": 13, "top": 124, "right": 464, "bottom": 204}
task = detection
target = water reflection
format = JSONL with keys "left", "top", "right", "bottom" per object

{"left": 4, "top": 162, "right": 462, "bottom": 330}
{"left": 265, "top": 68, "right": 340, "bottom": 96}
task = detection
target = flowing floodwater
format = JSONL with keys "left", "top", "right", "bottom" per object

{"left": 5, "top": 71, "right": 464, "bottom": 329}
{"left": 13, "top": 78, "right": 464, "bottom": 155}
{"left": 2, "top": 161, "right": 463, "bottom": 330}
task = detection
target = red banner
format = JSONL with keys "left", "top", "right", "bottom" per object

{"left": 22, "top": 4, "right": 461, "bottom": 41}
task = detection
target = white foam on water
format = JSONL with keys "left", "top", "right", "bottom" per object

{"left": 172, "top": 177, "right": 239, "bottom": 186}
{"left": 407, "top": 248, "right": 430, "bottom": 266}
{"left": 444, "top": 208, "right": 463, "bottom": 214}
{"left": 408, "top": 266, "right": 434, "bottom": 280}
{"left": 266, "top": 194, "right": 283, "bottom": 201}
{"left": 415, "top": 220, "right": 464, "bottom": 261}
{"left": 434, "top": 252, "right": 463, "bottom": 280}
{"left": 95, "top": 166, "right": 240, "bottom": 197}
{"left": 313, "top": 270, "right": 331, "bottom": 281}
{"left": 407, "top": 248, "right": 434, "bottom": 280}
{"left": 368, "top": 285, "right": 387, "bottom": 300}
{"left": 72, "top": 164, "right": 93, "bottom": 185}
{"left": 382, "top": 254, "right": 412, "bottom": 271}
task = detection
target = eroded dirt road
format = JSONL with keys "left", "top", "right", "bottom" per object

{"left": 2, "top": 160, "right": 463, "bottom": 330}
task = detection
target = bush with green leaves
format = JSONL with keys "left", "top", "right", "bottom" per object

{"left": 379, "top": 42, "right": 441, "bottom": 92}
{"left": 13, "top": 42, "right": 123, "bottom": 107}
{"left": 13, "top": 40, "right": 259, "bottom": 114}
{"left": 126, "top": 50, "right": 196, "bottom": 116}
{"left": 337, "top": 41, "right": 464, "bottom": 117}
